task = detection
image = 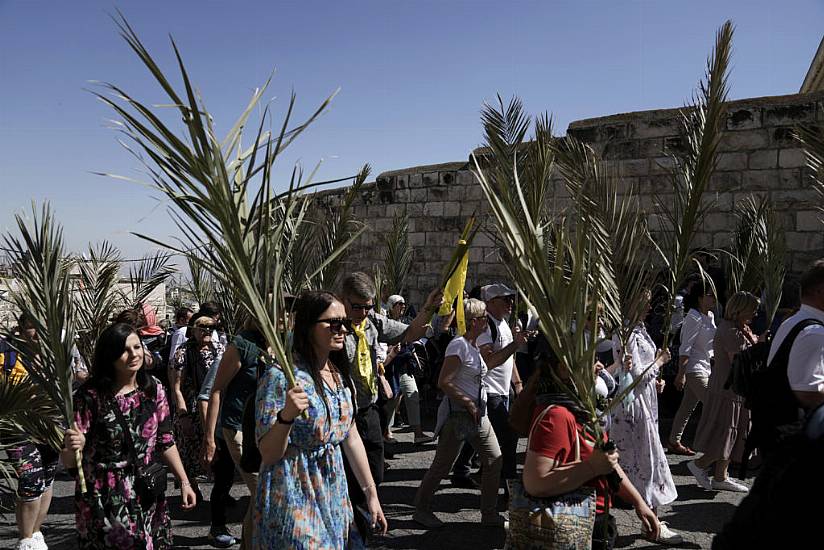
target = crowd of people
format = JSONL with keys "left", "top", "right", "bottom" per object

{"left": 2, "top": 258, "right": 824, "bottom": 549}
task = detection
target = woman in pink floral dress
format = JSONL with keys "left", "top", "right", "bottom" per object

{"left": 62, "top": 323, "right": 196, "bottom": 549}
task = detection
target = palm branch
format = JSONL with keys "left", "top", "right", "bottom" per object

{"left": 128, "top": 251, "right": 175, "bottom": 308}
{"left": 795, "top": 123, "right": 824, "bottom": 221}
{"left": 0, "top": 375, "right": 64, "bottom": 483}
{"left": 99, "top": 15, "right": 364, "bottom": 394}
{"left": 653, "top": 20, "right": 734, "bottom": 350}
{"left": 723, "top": 195, "right": 766, "bottom": 297}
{"left": 2, "top": 203, "right": 86, "bottom": 491}
{"left": 383, "top": 211, "right": 412, "bottom": 297}
{"left": 759, "top": 199, "right": 786, "bottom": 327}
{"left": 74, "top": 241, "right": 123, "bottom": 366}
{"left": 185, "top": 252, "right": 216, "bottom": 306}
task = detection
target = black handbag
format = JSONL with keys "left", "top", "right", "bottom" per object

{"left": 111, "top": 399, "right": 168, "bottom": 507}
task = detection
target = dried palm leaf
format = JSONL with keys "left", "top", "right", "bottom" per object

{"left": 74, "top": 241, "right": 123, "bottom": 366}
{"left": 128, "top": 251, "right": 175, "bottom": 308}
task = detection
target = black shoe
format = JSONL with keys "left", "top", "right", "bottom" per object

{"left": 450, "top": 475, "right": 480, "bottom": 489}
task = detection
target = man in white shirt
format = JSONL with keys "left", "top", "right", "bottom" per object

{"left": 451, "top": 283, "right": 528, "bottom": 486}
{"left": 167, "top": 306, "right": 193, "bottom": 365}
{"left": 768, "top": 259, "right": 824, "bottom": 411}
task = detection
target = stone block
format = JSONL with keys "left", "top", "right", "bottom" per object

{"left": 443, "top": 201, "right": 461, "bottom": 217}
{"left": 424, "top": 201, "right": 444, "bottom": 217}
{"left": 741, "top": 170, "right": 779, "bottom": 191}
{"left": 439, "top": 172, "right": 457, "bottom": 185}
{"left": 603, "top": 139, "right": 639, "bottom": 160}
{"left": 716, "top": 152, "right": 748, "bottom": 171}
{"left": 726, "top": 107, "right": 761, "bottom": 130}
{"left": 393, "top": 188, "right": 410, "bottom": 203}
{"left": 373, "top": 217, "right": 394, "bottom": 233}
{"left": 770, "top": 127, "right": 797, "bottom": 147}
{"left": 425, "top": 231, "right": 454, "bottom": 247}
{"left": 771, "top": 190, "right": 813, "bottom": 208}
{"left": 448, "top": 186, "right": 466, "bottom": 201}
{"left": 778, "top": 148, "right": 807, "bottom": 169}
{"left": 367, "top": 205, "right": 386, "bottom": 218}
{"left": 748, "top": 150, "right": 778, "bottom": 169}
{"left": 630, "top": 118, "right": 679, "bottom": 139}
{"left": 408, "top": 188, "right": 427, "bottom": 203}
{"left": 422, "top": 172, "right": 438, "bottom": 187}
{"left": 461, "top": 200, "right": 482, "bottom": 216}
{"left": 762, "top": 103, "right": 816, "bottom": 126}
{"left": 599, "top": 123, "right": 629, "bottom": 141}
{"left": 718, "top": 130, "right": 770, "bottom": 152}
{"left": 466, "top": 184, "right": 486, "bottom": 200}
{"left": 638, "top": 138, "right": 664, "bottom": 158}
{"left": 428, "top": 186, "right": 448, "bottom": 200}
{"left": 456, "top": 170, "right": 478, "bottom": 186}
{"left": 405, "top": 202, "right": 424, "bottom": 217}
{"left": 713, "top": 231, "right": 733, "bottom": 248}
{"left": 701, "top": 212, "right": 733, "bottom": 233}
{"left": 620, "top": 159, "right": 649, "bottom": 177}
{"left": 408, "top": 232, "right": 426, "bottom": 247}
{"left": 708, "top": 171, "right": 742, "bottom": 193}
{"left": 796, "top": 210, "right": 823, "bottom": 232}
{"left": 650, "top": 157, "right": 675, "bottom": 175}
{"left": 394, "top": 174, "right": 408, "bottom": 189}
{"left": 785, "top": 231, "right": 824, "bottom": 251}
{"left": 692, "top": 231, "right": 713, "bottom": 249}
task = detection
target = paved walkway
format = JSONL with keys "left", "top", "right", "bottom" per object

{"left": 1, "top": 407, "right": 748, "bottom": 549}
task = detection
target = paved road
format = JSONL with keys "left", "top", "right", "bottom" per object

{"left": 1, "top": 421, "right": 748, "bottom": 549}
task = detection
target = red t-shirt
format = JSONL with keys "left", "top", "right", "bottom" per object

{"left": 528, "top": 404, "right": 610, "bottom": 513}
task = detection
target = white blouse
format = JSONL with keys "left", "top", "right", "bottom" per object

{"left": 678, "top": 309, "right": 716, "bottom": 376}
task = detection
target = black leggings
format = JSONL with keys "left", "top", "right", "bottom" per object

{"left": 210, "top": 438, "right": 236, "bottom": 528}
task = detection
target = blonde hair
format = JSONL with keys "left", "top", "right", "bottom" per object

{"left": 724, "top": 291, "right": 760, "bottom": 322}
{"left": 464, "top": 298, "right": 487, "bottom": 320}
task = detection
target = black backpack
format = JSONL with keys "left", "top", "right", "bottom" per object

{"left": 730, "top": 318, "right": 824, "bottom": 466}
{"left": 713, "top": 404, "right": 824, "bottom": 550}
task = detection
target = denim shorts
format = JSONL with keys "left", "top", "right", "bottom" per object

{"left": 7, "top": 442, "right": 59, "bottom": 501}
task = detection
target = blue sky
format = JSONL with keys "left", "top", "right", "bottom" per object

{"left": 1, "top": 0, "right": 821, "bottom": 259}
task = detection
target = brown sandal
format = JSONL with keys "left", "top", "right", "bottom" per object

{"left": 667, "top": 441, "right": 696, "bottom": 456}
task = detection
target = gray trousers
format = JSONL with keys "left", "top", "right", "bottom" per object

{"left": 669, "top": 371, "right": 709, "bottom": 444}
{"left": 415, "top": 412, "right": 502, "bottom": 516}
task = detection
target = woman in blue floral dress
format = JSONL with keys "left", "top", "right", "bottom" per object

{"left": 255, "top": 291, "right": 388, "bottom": 549}
{"left": 62, "top": 323, "right": 196, "bottom": 549}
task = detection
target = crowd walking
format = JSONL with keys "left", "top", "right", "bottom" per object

{"left": 3, "top": 260, "right": 824, "bottom": 549}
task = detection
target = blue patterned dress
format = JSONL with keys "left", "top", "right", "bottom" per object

{"left": 254, "top": 362, "right": 355, "bottom": 549}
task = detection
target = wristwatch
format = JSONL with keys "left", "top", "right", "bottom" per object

{"left": 276, "top": 410, "right": 295, "bottom": 425}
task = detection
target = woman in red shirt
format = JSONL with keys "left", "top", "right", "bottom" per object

{"left": 522, "top": 344, "right": 660, "bottom": 550}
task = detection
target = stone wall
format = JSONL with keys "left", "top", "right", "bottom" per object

{"left": 317, "top": 91, "right": 824, "bottom": 307}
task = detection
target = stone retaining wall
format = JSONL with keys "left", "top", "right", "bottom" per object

{"left": 317, "top": 91, "right": 824, "bottom": 307}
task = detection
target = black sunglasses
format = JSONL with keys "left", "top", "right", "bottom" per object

{"left": 317, "top": 317, "right": 349, "bottom": 334}
{"left": 350, "top": 303, "right": 374, "bottom": 311}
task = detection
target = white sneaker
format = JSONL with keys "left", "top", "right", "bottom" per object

{"left": 657, "top": 522, "right": 684, "bottom": 545}
{"left": 31, "top": 532, "right": 47, "bottom": 550}
{"left": 16, "top": 538, "right": 39, "bottom": 550}
{"left": 687, "top": 460, "right": 712, "bottom": 490}
{"left": 711, "top": 478, "right": 750, "bottom": 493}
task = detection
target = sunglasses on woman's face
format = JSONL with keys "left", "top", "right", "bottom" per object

{"left": 317, "top": 318, "right": 349, "bottom": 334}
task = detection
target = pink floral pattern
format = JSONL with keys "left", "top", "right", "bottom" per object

{"left": 73, "top": 379, "right": 175, "bottom": 549}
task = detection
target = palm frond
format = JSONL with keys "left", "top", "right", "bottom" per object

{"left": 103, "top": 15, "right": 362, "bottom": 393}
{"left": 654, "top": 20, "right": 734, "bottom": 349}
{"left": 795, "top": 123, "right": 824, "bottom": 222}
{"left": 185, "top": 252, "right": 216, "bottom": 306}
{"left": 760, "top": 199, "right": 786, "bottom": 327}
{"left": 128, "top": 251, "right": 175, "bottom": 308}
{"left": 74, "top": 241, "right": 123, "bottom": 366}
{"left": 383, "top": 210, "right": 412, "bottom": 297}
{"left": 724, "top": 195, "right": 765, "bottom": 297}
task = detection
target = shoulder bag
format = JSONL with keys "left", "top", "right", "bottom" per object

{"left": 111, "top": 398, "right": 168, "bottom": 507}
{"left": 506, "top": 405, "right": 597, "bottom": 550}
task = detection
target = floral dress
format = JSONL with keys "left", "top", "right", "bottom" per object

{"left": 172, "top": 342, "right": 224, "bottom": 478}
{"left": 73, "top": 379, "right": 175, "bottom": 549}
{"left": 254, "top": 362, "right": 355, "bottom": 549}
{"left": 610, "top": 324, "right": 678, "bottom": 509}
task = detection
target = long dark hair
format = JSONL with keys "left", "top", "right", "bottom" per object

{"left": 292, "top": 290, "right": 355, "bottom": 421}
{"left": 90, "top": 323, "right": 156, "bottom": 398}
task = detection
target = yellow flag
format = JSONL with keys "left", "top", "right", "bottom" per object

{"left": 438, "top": 240, "right": 470, "bottom": 335}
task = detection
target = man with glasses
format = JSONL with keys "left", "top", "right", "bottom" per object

{"left": 451, "top": 283, "right": 528, "bottom": 489}
{"left": 335, "top": 272, "right": 443, "bottom": 536}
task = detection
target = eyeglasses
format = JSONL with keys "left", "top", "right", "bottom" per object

{"left": 350, "top": 303, "right": 374, "bottom": 312}
{"left": 493, "top": 295, "right": 515, "bottom": 303}
{"left": 317, "top": 318, "right": 349, "bottom": 334}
